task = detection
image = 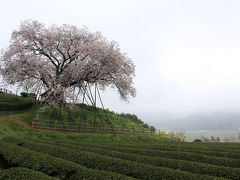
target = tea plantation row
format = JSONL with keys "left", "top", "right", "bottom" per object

{"left": 0, "top": 136, "right": 239, "bottom": 179}
{"left": 33, "top": 137, "right": 240, "bottom": 168}
{"left": 0, "top": 140, "right": 133, "bottom": 180}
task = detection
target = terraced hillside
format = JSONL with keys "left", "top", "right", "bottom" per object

{"left": 1, "top": 136, "right": 240, "bottom": 179}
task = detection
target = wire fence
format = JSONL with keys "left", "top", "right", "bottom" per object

{"left": 32, "top": 119, "right": 155, "bottom": 135}
{"left": 31, "top": 119, "right": 184, "bottom": 141}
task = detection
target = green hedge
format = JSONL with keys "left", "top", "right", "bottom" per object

{"left": 0, "top": 141, "right": 134, "bottom": 180}
{"left": 0, "top": 167, "right": 58, "bottom": 180}
{"left": 5, "top": 138, "right": 225, "bottom": 180}
{"left": 38, "top": 140, "right": 240, "bottom": 179}
{"left": 0, "top": 101, "right": 33, "bottom": 111}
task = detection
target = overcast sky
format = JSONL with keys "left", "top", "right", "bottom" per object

{"left": 1, "top": 0, "right": 240, "bottom": 125}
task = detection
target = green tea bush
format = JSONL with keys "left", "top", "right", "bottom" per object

{"left": 32, "top": 137, "right": 240, "bottom": 160}
{"left": 69, "top": 168, "right": 135, "bottom": 180}
{"left": 0, "top": 141, "right": 133, "bottom": 180}
{"left": 86, "top": 141, "right": 240, "bottom": 153}
{"left": 0, "top": 167, "right": 58, "bottom": 180}
{"left": 39, "top": 140, "right": 240, "bottom": 179}
{"left": 83, "top": 141, "right": 240, "bottom": 159}
{"left": 66, "top": 141, "right": 240, "bottom": 168}
{"left": 128, "top": 142, "right": 240, "bottom": 153}
{"left": 6, "top": 138, "right": 225, "bottom": 180}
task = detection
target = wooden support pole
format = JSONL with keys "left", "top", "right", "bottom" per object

{"left": 79, "top": 87, "right": 86, "bottom": 132}
{"left": 96, "top": 85, "right": 114, "bottom": 133}
{"left": 94, "top": 83, "right": 97, "bottom": 130}
{"left": 36, "top": 112, "right": 39, "bottom": 128}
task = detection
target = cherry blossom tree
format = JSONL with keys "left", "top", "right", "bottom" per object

{"left": 0, "top": 20, "right": 136, "bottom": 107}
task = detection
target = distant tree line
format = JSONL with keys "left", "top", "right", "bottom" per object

{"left": 201, "top": 135, "right": 220, "bottom": 142}
{"left": 201, "top": 135, "right": 237, "bottom": 142}
{"left": 117, "top": 113, "right": 156, "bottom": 131}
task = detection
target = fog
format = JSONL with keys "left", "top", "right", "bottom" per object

{"left": 1, "top": 0, "right": 240, "bottom": 129}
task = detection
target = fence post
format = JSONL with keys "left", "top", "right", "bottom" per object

{"left": 86, "top": 121, "right": 88, "bottom": 132}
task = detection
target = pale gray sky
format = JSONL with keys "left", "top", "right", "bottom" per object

{"left": 1, "top": 0, "right": 240, "bottom": 125}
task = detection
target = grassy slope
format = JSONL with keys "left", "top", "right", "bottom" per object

{"left": 0, "top": 116, "right": 170, "bottom": 142}
{"left": 1, "top": 93, "right": 150, "bottom": 131}
{"left": 0, "top": 94, "right": 169, "bottom": 143}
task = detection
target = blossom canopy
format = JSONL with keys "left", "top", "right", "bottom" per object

{"left": 0, "top": 20, "right": 136, "bottom": 106}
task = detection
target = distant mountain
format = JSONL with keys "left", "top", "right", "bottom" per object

{"left": 141, "top": 112, "right": 240, "bottom": 130}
